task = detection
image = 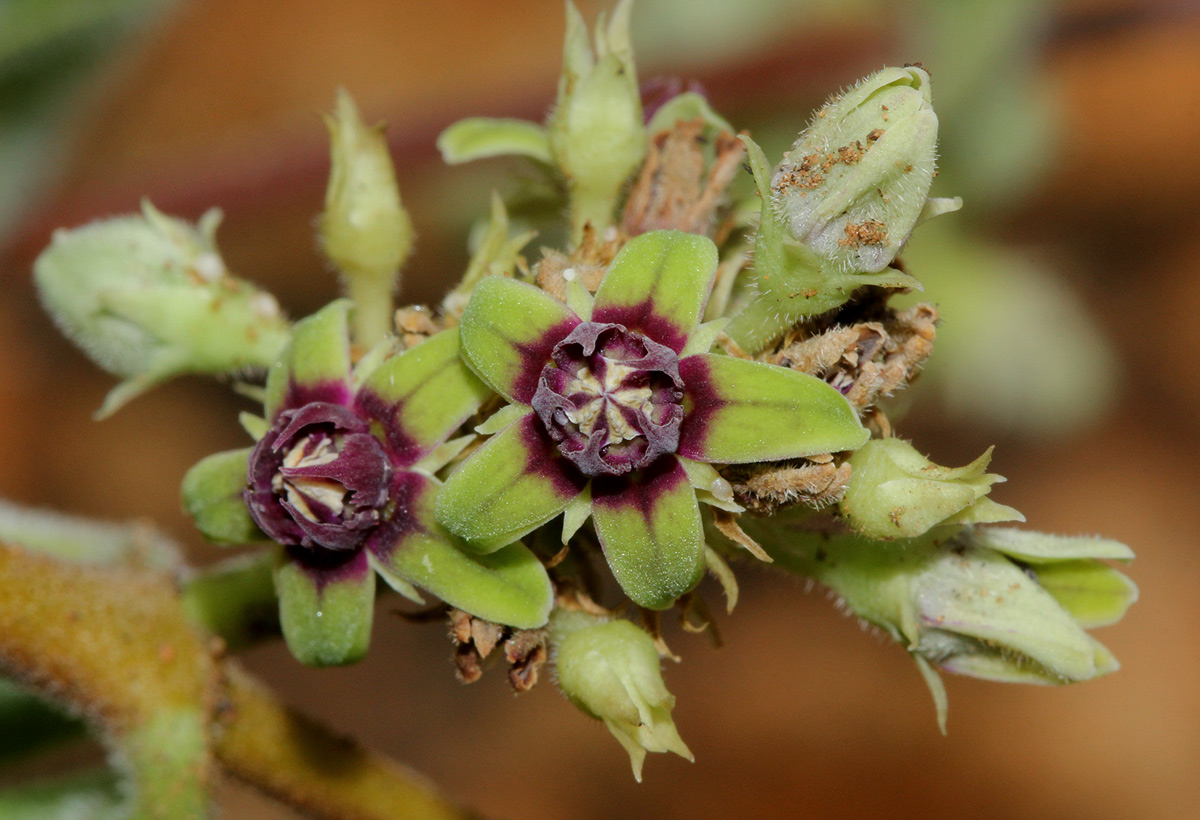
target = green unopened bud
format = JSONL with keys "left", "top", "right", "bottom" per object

{"left": 548, "top": 0, "right": 645, "bottom": 241}
{"left": 550, "top": 610, "right": 692, "bottom": 781}
{"left": 320, "top": 89, "right": 414, "bottom": 346}
{"left": 34, "top": 201, "right": 291, "bottom": 418}
{"left": 773, "top": 66, "right": 941, "bottom": 274}
{"left": 751, "top": 522, "right": 1135, "bottom": 730}
{"left": 840, "top": 438, "right": 1023, "bottom": 540}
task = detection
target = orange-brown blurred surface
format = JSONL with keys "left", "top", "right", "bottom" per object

{"left": 2, "top": 1, "right": 1199, "bottom": 818}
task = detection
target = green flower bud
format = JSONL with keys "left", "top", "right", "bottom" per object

{"left": 547, "top": 0, "right": 645, "bottom": 240}
{"left": 750, "top": 522, "right": 1135, "bottom": 730}
{"left": 840, "top": 438, "right": 1023, "bottom": 540}
{"left": 550, "top": 610, "right": 692, "bottom": 781}
{"left": 320, "top": 89, "right": 415, "bottom": 346}
{"left": 772, "top": 65, "right": 941, "bottom": 274}
{"left": 34, "top": 201, "right": 291, "bottom": 418}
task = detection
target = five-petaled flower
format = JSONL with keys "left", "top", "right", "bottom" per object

{"left": 436, "top": 230, "right": 870, "bottom": 609}
{"left": 187, "top": 300, "right": 553, "bottom": 666}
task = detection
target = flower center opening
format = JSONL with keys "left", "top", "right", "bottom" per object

{"left": 247, "top": 402, "right": 391, "bottom": 551}
{"left": 532, "top": 322, "right": 684, "bottom": 476}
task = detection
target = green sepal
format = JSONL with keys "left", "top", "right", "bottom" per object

{"left": 265, "top": 299, "right": 352, "bottom": 419}
{"left": 437, "top": 117, "right": 552, "bottom": 164}
{"left": 475, "top": 403, "right": 532, "bottom": 436}
{"left": 680, "top": 354, "right": 869, "bottom": 463}
{"left": 592, "top": 458, "right": 705, "bottom": 610}
{"left": 180, "top": 448, "right": 261, "bottom": 545}
{"left": 1029, "top": 560, "right": 1138, "bottom": 629}
{"left": 459, "top": 276, "right": 579, "bottom": 403}
{"left": 358, "top": 327, "right": 491, "bottom": 463}
{"left": 970, "top": 528, "right": 1134, "bottom": 563}
{"left": 592, "top": 230, "right": 718, "bottom": 346}
{"left": 275, "top": 550, "right": 374, "bottom": 667}
{"left": 646, "top": 91, "right": 734, "bottom": 136}
{"left": 436, "top": 414, "right": 582, "bottom": 553}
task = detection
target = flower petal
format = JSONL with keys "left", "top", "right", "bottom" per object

{"left": 368, "top": 473, "right": 552, "bottom": 629}
{"left": 459, "top": 276, "right": 581, "bottom": 404}
{"left": 436, "top": 411, "right": 588, "bottom": 552}
{"left": 355, "top": 328, "right": 491, "bottom": 467}
{"left": 592, "top": 456, "right": 704, "bottom": 610}
{"left": 592, "top": 230, "right": 718, "bottom": 352}
{"left": 264, "top": 300, "right": 353, "bottom": 420}
{"left": 181, "top": 447, "right": 261, "bottom": 544}
{"left": 275, "top": 547, "right": 374, "bottom": 666}
{"left": 678, "top": 353, "right": 869, "bottom": 463}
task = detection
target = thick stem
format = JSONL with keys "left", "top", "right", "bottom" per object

{"left": 343, "top": 271, "right": 396, "bottom": 348}
{"left": 215, "top": 665, "right": 481, "bottom": 820}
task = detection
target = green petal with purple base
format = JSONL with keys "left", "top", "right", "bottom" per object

{"left": 592, "top": 456, "right": 704, "bottom": 610}
{"left": 355, "top": 328, "right": 491, "bottom": 468}
{"left": 459, "top": 276, "right": 581, "bottom": 404}
{"left": 592, "top": 230, "right": 718, "bottom": 353}
{"left": 678, "top": 354, "right": 869, "bottom": 463}
{"left": 275, "top": 548, "right": 375, "bottom": 666}
{"left": 436, "top": 412, "right": 587, "bottom": 553}
{"left": 370, "top": 475, "right": 552, "bottom": 628}
{"left": 265, "top": 300, "right": 353, "bottom": 420}
{"left": 181, "top": 447, "right": 261, "bottom": 544}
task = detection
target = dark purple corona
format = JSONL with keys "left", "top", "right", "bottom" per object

{"left": 246, "top": 401, "right": 391, "bottom": 551}
{"left": 531, "top": 322, "right": 684, "bottom": 476}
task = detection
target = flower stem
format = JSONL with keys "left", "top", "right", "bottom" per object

{"left": 343, "top": 271, "right": 396, "bottom": 348}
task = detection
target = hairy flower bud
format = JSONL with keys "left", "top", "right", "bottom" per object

{"left": 34, "top": 201, "right": 290, "bottom": 417}
{"left": 840, "top": 438, "right": 1022, "bottom": 540}
{"left": 772, "top": 65, "right": 941, "bottom": 274}
{"left": 550, "top": 610, "right": 692, "bottom": 781}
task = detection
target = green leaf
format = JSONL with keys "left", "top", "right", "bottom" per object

{"left": 678, "top": 354, "right": 868, "bottom": 463}
{"left": 181, "top": 448, "right": 261, "bottom": 544}
{"left": 459, "top": 276, "right": 579, "bottom": 403}
{"left": 592, "top": 230, "right": 718, "bottom": 350}
{"left": 436, "top": 413, "right": 585, "bottom": 553}
{"left": 357, "top": 328, "right": 491, "bottom": 467}
{"left": 592, "top": 457, "right": 704, "bottom": 610}
{"left": 437, "top": 117, "right": 552, "bottom": 164}
{"left": 275, "top": 549, "right": 374, "bottom": 666}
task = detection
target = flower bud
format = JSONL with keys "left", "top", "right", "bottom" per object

{"left": 319, "top": 88, "right": 414, "bottom": 283}
{"left": 547, "top": 0, "right": 646, "bottom": 239}
{"left": 750, "top": 521, "right": 1135, "bottom": 729}
{"left": 840, "top": 438, "right": 1022, "bottom": 540}
{"left": 550, "top": 610, "right": 691, "bottom": 781}
{"left": 34, "top": 201, "right": 290, "bottom": 418}
{"left": 771, "top": 65, "right": 940, "bottom": 274}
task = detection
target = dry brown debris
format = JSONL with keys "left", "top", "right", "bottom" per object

{"left": 621, "top": 117, "right": 745, "bottom": 238}
{"left": 839, "top": 219, "right": 888, "bottom": 249}
{"left": 728, "top": 456, "right": 852, "bottom": 514}
{"left": 766, "top": 302, "right": 938, "bottom": 411}
{"left": 448, "top": 609, "right": 547, "bottom": 692}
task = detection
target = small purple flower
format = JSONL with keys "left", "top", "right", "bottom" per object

{"left": 437, "top": 230, "right": 869, "bottom": 610}
{"left": 183, "top": 300, "right": 554, "bottom": 666}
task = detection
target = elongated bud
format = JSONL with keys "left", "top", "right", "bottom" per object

{"left": 772, "top": 66, "right": 942, "bottom": 274}
{"left": 550, "top": 610, "right": 692, "bottom": 781}
{"left": 320, "top": 89, "right": 414, "bottom": 346}
{"left": 840, "top": 438, "right": 1022, "bottom": 540}
{"left": 548, "top": 0, "right": 645, "bottom": 240}
{"left": 34, "top": 201, "right": 290, "bottom": 418}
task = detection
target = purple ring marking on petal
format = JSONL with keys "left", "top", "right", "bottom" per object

{"left": 353, "top": 389, "right": 424, "bottom": 469}
{"left": 676, "top": 354, "right": 725, "bottom": 462}
{"left": 280, "top": 379, "right": 355, "bottom": 417}
{"left": 590, "top": 303, "right": 689, "bottom": 354}
{"left": 364, "top": 470, "right": 430, "bottom": 563}
{"left": 509, "top": 316, "right": 583, "bottom": 405}
{"left": 518, "top": 412, "right": 589, "bottom": 499}
{"left": 285, "top": 544, "right": 372, "bottom": 593}
{"left": 592, "top": 454, "right": 687, "bottom": 514}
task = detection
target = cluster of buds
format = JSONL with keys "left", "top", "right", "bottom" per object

{"left": 32, "top": 0, "right": 1135, "bottom": 782}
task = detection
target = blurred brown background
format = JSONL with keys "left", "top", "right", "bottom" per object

{"left": 1, "top": 0, "right": 1198, "bottom": 818}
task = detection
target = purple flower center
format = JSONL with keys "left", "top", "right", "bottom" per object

{"left": 532, "top": 322, "right": 684, "bottom": 476}
{"left": 246, "top": 401, "right": 391, "bottom": 551}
